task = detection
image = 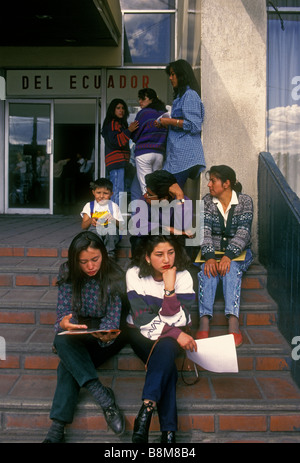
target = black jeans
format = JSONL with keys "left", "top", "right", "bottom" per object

{"left": 49, "top": 330, "right": 128, "bottom": 424}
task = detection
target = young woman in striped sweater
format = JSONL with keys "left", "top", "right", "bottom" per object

{"left": 126, "top": 235, "right": 197, "bottom": 444}
{"left": 131, "top": 88, "right": 168, "bottom": 194}
{"left": 101, "top": 99, "right": 138, "bottom": 205}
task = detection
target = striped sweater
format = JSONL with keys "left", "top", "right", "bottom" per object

{"left": 131, "top": 107, "right": 167, "bottom": 158}
{"left": 126, "top": 266, "right": 195, "bottom": 341}
{"left": 201, "top": 192, "right": 253, "bottom": 260}
{"left": 102, "top": 119, "right": 131, "bottom": 172}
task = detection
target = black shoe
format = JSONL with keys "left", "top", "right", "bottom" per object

{"left": 103, "top": 387, "right": 125, "bottom": 435}
{"left": 42, "top": 436, "right": 65, "bottom": 443}
{"left": 161, "top": 431, "right": 176, "bottom": 444}
{"left": 42, "top": 419, "right": 65, "bottom": 443}
{"left": 132, "top": 401, "right": 155, "bottom": 443}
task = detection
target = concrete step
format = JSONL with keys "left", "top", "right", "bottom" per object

{"left": 1, "top": 216, "right": 299, "bottom": 443}
{"left": 1, "top": 368, "right": 300, "bottom": 443}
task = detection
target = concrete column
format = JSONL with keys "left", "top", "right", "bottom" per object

{"left": 200, "top": 0, "right": 267, "bottom": 255}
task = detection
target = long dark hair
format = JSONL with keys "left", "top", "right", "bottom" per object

{"left": 166, "top": 59, "right": 201, "bottom": 98}
{"left": 138, "top": 88, "right": 166, "bottom": 112}
{"left": 206, "top": 165, "right": 243, "bottom": 193}
{"left": 130, "top": 235, "right": 191, "bottom": 278}
{"left": 102, "top": 98, "right": 129, "bottom": 130}
{"left": 145, "top": 169, "right": 177, "bottom": 200}
{"left": 57, "top": 231, "right": 125, "bottom": 314}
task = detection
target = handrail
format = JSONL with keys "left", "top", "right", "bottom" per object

{"left": 259, "top": 152, "right": 300, "bottom": 220}
{"left": 258, "top": 152, "right": 300, "bottom": 387}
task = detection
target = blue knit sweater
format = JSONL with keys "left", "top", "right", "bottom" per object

{"left": 201, "top": 192, "right": 253, "bottom": 260}
{"left": 131, "top": 107, "right": 167, "bottom": 158}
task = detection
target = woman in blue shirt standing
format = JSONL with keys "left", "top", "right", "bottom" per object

{"left": 157, "top": 59, "right": 206, "bottom": 189}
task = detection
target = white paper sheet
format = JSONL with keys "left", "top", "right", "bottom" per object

{"left": 186, "top": 334, "right": 239, "bottom": 373}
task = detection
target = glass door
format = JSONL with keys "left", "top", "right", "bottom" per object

{"left": 5, "top": 100, "right": 54, "bottom": 214}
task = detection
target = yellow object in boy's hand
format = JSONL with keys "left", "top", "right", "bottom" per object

{"left": 92, "top": 211, "right": 109, "bottom": 226}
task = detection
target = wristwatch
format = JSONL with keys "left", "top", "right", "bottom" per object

{"left": 164, "top": 289, "right": 175, "bottom": 296}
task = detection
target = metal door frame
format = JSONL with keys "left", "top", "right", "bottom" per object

{"left": 5, "top": 98, "right": 54, "bottom": 214}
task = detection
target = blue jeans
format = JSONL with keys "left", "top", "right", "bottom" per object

{"left": 173, "top": 165, "right": 204, "bottom": 189}
{"left": 109, "top": 168, "right": 125, "bottom": 206}
{"left": 197, "top": 249, "right": 253, "bottom": 319}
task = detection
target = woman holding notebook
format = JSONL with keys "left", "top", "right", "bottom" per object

{"left": 43, "top": 231, "right": 128, "bottom": 442}
{"left": 197, "top": 165, "right": 253, "bottom": 347}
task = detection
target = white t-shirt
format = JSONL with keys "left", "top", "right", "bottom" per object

{"left": 80, "top": 199, "right": 124, "bottom": 222}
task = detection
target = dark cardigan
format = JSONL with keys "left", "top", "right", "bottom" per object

{"left": 201, "top": 192, "right": 253, "bottom": 260}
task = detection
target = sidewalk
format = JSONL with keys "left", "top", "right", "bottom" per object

{"left": 0, "top": 214, "right": 82, "bottom": 250}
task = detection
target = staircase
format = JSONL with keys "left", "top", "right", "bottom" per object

{"left": 0, "top": 215, "right": 300, "bottom": 443}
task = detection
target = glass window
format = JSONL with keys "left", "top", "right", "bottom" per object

{"left": 267, "top": 10, "right": 300, "bottom": 197}
{"left": 123, "top": 13, "right": 174, "bottom": 65}
{"left": 8, "top": 103, "right": 51, "bottom": 208}
{"left": 120, "top": 0, "right": 175, "bottom": 10}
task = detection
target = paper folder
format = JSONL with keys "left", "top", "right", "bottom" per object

{"left": 195, "top": 250, "right": 246, "bottom": 263}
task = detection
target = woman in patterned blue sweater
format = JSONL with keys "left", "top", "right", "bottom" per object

{"left": 197, "top": 165, "right": 253, "bottom": 347}
{"left": 43, "top": 232, "right": 128, "bottom": 443}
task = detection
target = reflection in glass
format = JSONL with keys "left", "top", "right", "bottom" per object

{"left": 120, "top": 0, "right": 175, "bottom": 10}
{"left": 124, "top": 13, "right": 174, "bottom": 64}
{"left": 267, "top": 13, "right": 300, "bottom": 197}
{"left": 8, "top": 103, "right": 51, "bottom": 208}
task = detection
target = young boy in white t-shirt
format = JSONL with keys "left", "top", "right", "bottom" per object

{"left": 80, "top": 178, "right": 124, "bottom": 258}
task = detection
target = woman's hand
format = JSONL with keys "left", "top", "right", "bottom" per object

{"left": 168, "top": 182, "right": 184, "bottom": 201}
{"left": 204, "top": 259, "right": 218, "bottom": 278}
{"left": 218, "top": 255, "right": 231, "bottom": 276}
{"left": 177, "top": 332, "right": 197, "bottom": 352}
{"left": 162, "top": 266, "right": 177, "bottom": 292}
{"left": 92, "top": 330, "right": 120, "bottom": 343}
{"left": 155, "top": 117, "right": 170, "bottom": 128}
{"left": 128, "top": 121, "right": 139, "bottom": 132}
{"left": 59, "top": 314, "right": 88, "bottom": 331}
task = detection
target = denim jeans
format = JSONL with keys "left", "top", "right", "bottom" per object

{"left": 128, "top": 328, "right": 181, "bottom": 431}
{"left": 173, "top": 165, "right": 203, "bottom": 189}
{"left": 197, "top": 249, "right": 253, "bottom": 319}
{"left": 109, "top": 168, "right": 125, "bottom": 206}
